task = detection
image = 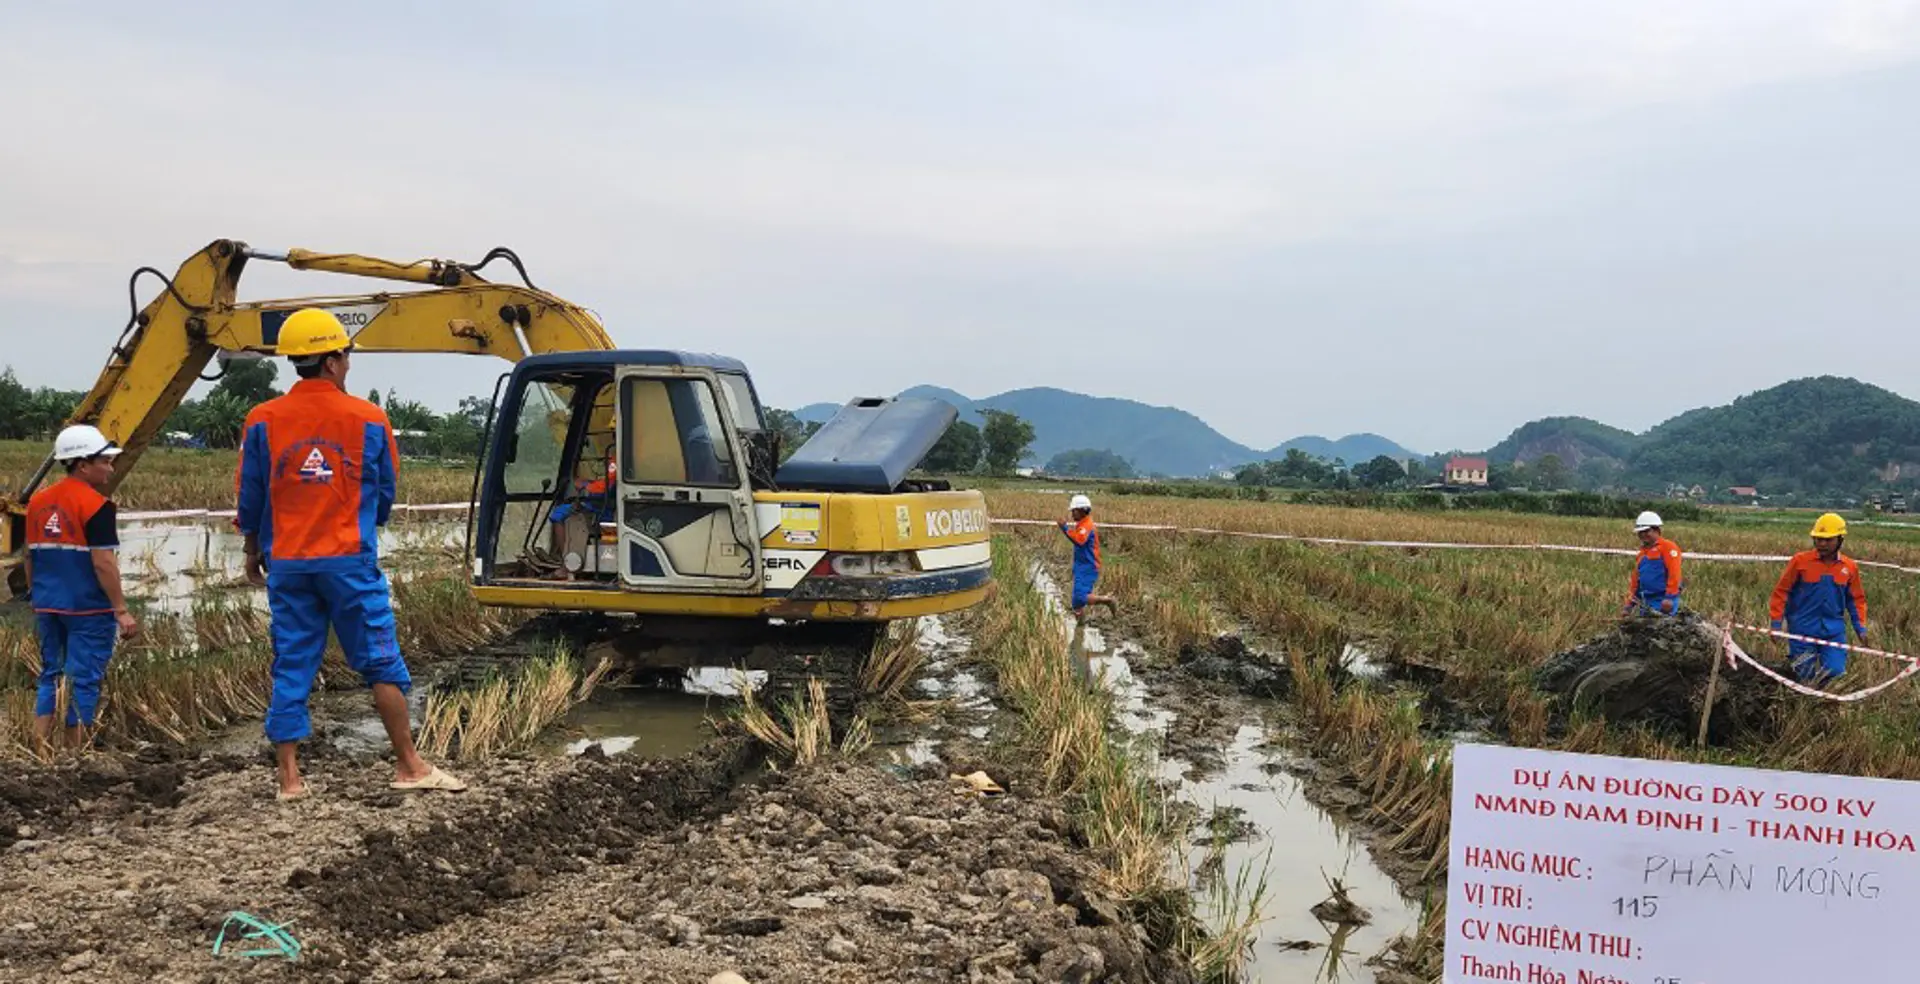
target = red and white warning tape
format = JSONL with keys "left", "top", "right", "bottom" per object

{"left": 993, "top": 517, "right": 1920, "bottom": 575}
{"left": 1717, "top": 624, "right": 1920, "bottom": 703}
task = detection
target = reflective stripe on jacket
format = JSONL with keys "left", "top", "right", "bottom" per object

{"left": 26, "top": 476, "right": 117, "bottom": 614}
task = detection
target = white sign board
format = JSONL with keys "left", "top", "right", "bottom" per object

{"left": 1446, "top": 742, "right": 1919, "bottom": 983}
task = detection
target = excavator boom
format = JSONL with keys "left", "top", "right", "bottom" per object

{"left": 3, "top": 239, "right": 994, "bottom": 644}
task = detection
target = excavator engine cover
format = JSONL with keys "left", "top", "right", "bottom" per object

{"left": 775, "top": 397, "right": 958, "bottom": 493}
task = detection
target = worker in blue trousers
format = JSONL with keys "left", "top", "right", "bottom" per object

{"left": 237, "top": 308, "right": 465, "bottom": 801}
{"left": 24, "top": 425, "right": 138, "bottom": 750}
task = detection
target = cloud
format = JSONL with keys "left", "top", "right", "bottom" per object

{"left": 3, "top": 2, "right": 1920, "bottom": 454}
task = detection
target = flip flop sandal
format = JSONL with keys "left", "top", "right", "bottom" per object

{"left": 391, "top": 767, "right": 468, "bottom": 792}
{"left": 276, "top": 785, "right": 310, "bottom": 803}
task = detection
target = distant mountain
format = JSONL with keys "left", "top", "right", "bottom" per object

{"left": 1267, "top": 433, "right": 1417, "bottom": 464}
{"left": 1625, "top": 377, "right": 1920, "bottom": 494}
{"left": 787, "top": 375, "right": 1920, "bottom": 493}
{"left": 1485, "top": 417, "right": 1640, "bottom": 468}
{"left": 978, "top": 387, "right": 1254, "bottom": 477}
{"left": 786, "top": 384, "right": 1326, "bottom": 477}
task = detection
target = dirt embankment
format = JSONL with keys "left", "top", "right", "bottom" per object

{"left": 0, "top": 739, "right": 1181, "bottom": 984}
{"left": 1535, "top": 612, "right": 1779, "bottom": 745}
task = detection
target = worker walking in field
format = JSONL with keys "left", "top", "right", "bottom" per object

{"left": 237, "top": 308, "right": 464, "bottom": 801}
{"left": 1623, "top": 511, "right": 1683, "bottom": 617}
{"left": 1769, "top": 512, "right": 1868, "bottom": 686}
{"left": 1060, "top": 494, "right": 1117, "bottom": 621}
{"left": 23, "top": 425, "right": 138, "bottom": 749}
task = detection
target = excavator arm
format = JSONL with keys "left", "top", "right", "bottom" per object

{"left": 3, "top": 238, "right": 616, "bottom": 560}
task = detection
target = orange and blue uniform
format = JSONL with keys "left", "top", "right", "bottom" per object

{"left": 237, "top": 379, "right": 410, "bottom": 743}
{"left": 25, "top": 476, "right": 121, "bottom": 726}
{"left": 1628, "top": 536, "right": 1683, "bottom": 615}
{"left": 1770, "top": 550, "right": 1868, "bottom": 683}
{"left": 1059, "top": 515, "right": 1102, "bottom": 609}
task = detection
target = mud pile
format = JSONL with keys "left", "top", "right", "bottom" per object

{"left": 1175, "top": 635, "right": 1291, "bottom": 698}
{"left": 1534, "top": 613, "right": 1778, "bottom": 745}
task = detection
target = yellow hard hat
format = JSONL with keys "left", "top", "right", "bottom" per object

{"left": 1810, "top": 513, "right": 1848, "bottom": 538}
{"left": 276, "top": 308, "right": 353, "bottom": 360}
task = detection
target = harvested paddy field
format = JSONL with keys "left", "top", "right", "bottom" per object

{"left": 16, "top": 468, "right": 1920, "bottom": 982}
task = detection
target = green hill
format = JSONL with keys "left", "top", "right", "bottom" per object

{"left": 975, "top": 387, "right": 1254, "bottom": 477}
{"left": 1485, "top": 416, "right": 1641, "bottom": 467}
{"left": 1269, "top": 433, "right": 1418, "bottom": 464}
{"left": 1625, "top": 377, "right": 1920, "bottom": 495}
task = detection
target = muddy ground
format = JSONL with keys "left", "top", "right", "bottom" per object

{"left": 0, "top": 735, "right": 1188, "bottom": 984}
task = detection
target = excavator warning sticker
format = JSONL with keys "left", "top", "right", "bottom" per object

{"left": 896, "top": 505, "right": 913, "bottom": 539}
{"left": 781, "top": 503, "right": 821, "bottom": 545}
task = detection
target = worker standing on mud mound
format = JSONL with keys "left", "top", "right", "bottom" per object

{"left": 1623, "top": 511, "right": 1683, "bottom": 616}
{"left": 23, "top": 425, "right": 138, "bottom": 749}
{"left": 1059, "top": 494, "right": 1117, "bottom": 622}
{"left": 1769, "top": 512, "right": 1868, "bottom": 686}
{"left": 237, "top": 308, "right": 465, "bottom": 801}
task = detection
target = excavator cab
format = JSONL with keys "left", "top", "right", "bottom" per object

{"left": 467, "top": 348, "right": 995, "bottom": 633}
{"left": 474, "top": 351, "right": 767, "bottom": 596}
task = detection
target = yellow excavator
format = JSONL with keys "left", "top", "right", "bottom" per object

{"left": 2, "top": 239, "right": 992, "bottom": 668}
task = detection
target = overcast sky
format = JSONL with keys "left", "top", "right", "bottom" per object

{"left": 4, "top": 1, "right": 1919, "bottom": 454}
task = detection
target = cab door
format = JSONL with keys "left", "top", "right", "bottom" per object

{"left": 613, "top": 367, "right": 762, "bottom": 594}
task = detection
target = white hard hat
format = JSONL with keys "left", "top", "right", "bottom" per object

{"left": 1069, "top": 494, "right": 1093, "bottom": 512}
{"left": 1634, "top": 510, "right": 1663, "bottom": 531}
{"left": 53, "top": 424, "right": 122, "bottom": 463}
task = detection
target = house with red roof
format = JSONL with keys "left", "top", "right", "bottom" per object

{"left": 1446, "top": 456, "right": 1489, "bottom": 487}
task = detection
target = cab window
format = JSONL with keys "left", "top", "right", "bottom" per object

{"left": 620, "top": 376, "right": 739, "bottom": 487}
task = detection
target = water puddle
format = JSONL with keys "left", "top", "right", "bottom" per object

{"left": 541, "top": 683, "right": 723, "bottom": 759}
{"left": 1033, "top": 559, "right": 1421, "bottom": 982}
{"left": 536, "top": 668, "right": 766, "bottom": 758}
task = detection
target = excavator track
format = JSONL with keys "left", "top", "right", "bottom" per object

{"left": 427, "top": 611, "right": 882, "bottom": 711}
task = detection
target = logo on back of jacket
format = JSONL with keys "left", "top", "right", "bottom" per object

{"left": 277, "top": 439, "right": 349, "bottom": 485}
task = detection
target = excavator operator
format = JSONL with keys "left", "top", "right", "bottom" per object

{"left": 236, "top": 308, "right": 464, "bottom": 800}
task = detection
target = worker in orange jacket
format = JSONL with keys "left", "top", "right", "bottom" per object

{"left": 1623, "top": 511, "right": 1683, "bottom": 616}
{"left": 24, "top": 425, "right": 138, "bottom": 748}
{"left": 1770, "top": 513, "right": 1868, "bottom": 685}
{"left": 237, "top": 308, "right": 464, "bottom": 801}
{"left": 1059, "top": 494, "right": 1117, "bottom": 622}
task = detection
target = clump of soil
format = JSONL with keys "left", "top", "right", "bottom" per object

{"left": 1309, "top": 876, "right": 1371, "bottom": 926}
{"left": 1534, "top": 613, "right": 1778, "bottom": 745}
{"left": 301, "top": 737, "right": 760, "bottom": 938}
{"left": 1176, "top": 635, "right": 1291, "bottom": 699}
{"left": 0, "top": 746, "right": 241, "bottom": 851}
